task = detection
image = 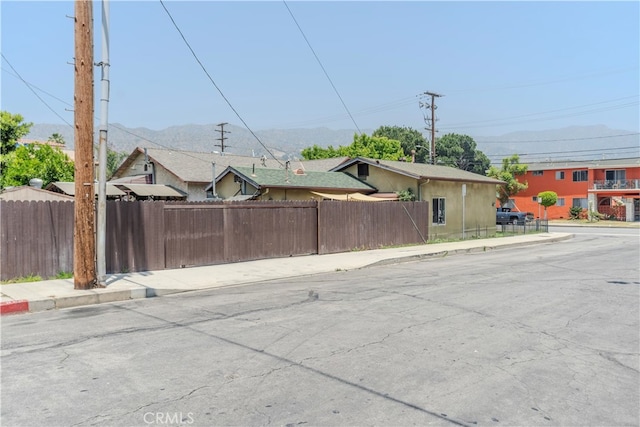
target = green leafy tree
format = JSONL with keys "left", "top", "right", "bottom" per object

{"left": 1, "top": 111, "right": 33, "bottom": 156}
{"left": 436, "top": 133, "right": 490, "bottom": 175}
{"left": 486, "top": 154, "right": 528, "bottom": 207}
{"left": 106, "top": 146, "right": 128, "bottom": 179}
{"left": 48, "top": 133, "right": 65, "bottom": 145}
{"left": 301, "top": 133, "right": 405, "bottom": 161}
{"left": 538, "top": 191, "right": 558, "bottom": 219}
{"left": 0, "top": 144, "right": 74, "bottom": 189}
{"left": 300, "top": 144, "right": 341, "bottom": 160}
{"left": 372, "top": 125, "right": 428, "bottom": 162}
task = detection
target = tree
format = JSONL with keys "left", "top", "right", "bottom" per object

{"left": 436, "top": 133, "right": 490, "bottom": 175}
{"left": 1, "top": 111, "right": 33, "bottom": 156}
{"left": 106, "top": 146, "right": 128, "bottom": 179}
{"left": 301, "top": 133, "right": 405, "bottom": 161}
{"left": 300, "top": 144, "right": 341, "bottom": 160}
{"left": 372, "top": 125, "right": 428, "bottom": 162}
{"left": 538, "top": 191, "right": 558, "bottom": 219}
{"left": 48, "top": 133, "right": 65, "bottom": 145}
{"left": 487, "top": 154, "right": 528, "bottom": 207}
{"left": 0, "top": 144, "right": 74, "bottom": 189}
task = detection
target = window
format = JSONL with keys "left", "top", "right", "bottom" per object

{"left": 532, "top": 196, "right": 538, "bottom": 202}
{"left": 357, "top": 163, "right": 369, "bottom": 179}
{"left": 555, "top": 171, "right": 565, "bottom": 180}
{"left": 605, "top": 170, "right": 626, "bottom": 182}
{"left": 572, "top": 198, "right": 588, "bottom": 209}
{"left": 556, "top": 198, "right": 565, "bottom": 206}
{"left": 432, "top": 197, "right": 445, "bottom": 225}
{"left": 532, "top": 171, "right": 543, "bottom": 176}
{"left": 572, "top": 170, "right": 588, "bottom": 182}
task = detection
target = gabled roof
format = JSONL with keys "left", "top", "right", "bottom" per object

{"left": 0, "top": 186, "right": 74, "bottom": 201}
{"left": 525, "top": 157, "right": 640, "bottom": 171}
{"left": 210, "top": 166, "right": 377, "bottom": 193}
{"left": 113, "top": 147, "right": 346, "bottom": 184}
{"left": 291, "top": 156, "right": 351, "bottom": 172}
{"left": 331, "top": 157, "right": 504, "bottom": 185}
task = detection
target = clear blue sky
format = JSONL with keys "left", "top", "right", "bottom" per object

{"left": 2, "top": 1, "right": 639, "bottom": 137}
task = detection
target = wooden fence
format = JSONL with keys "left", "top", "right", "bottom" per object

{"left": 0, "top": 200, "right": 429, "bottom": 281}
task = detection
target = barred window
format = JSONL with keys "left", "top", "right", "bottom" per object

{"left": 432, "top": 197, "right": 446, "bottom": 225}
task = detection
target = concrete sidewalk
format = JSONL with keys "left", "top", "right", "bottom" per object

{"left": 0, "top": 232, "right": 573, "bottom": 315}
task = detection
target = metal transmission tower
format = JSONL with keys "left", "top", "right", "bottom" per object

{"left": 419, "top": 91, "right": 443, "bottom": 165}
{"left": 215, "top": 122, "right": 231, "bottom": 153}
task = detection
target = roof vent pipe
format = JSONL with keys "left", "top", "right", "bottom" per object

{"left": 29, "top": 178, "right": 43, "bottom": 189}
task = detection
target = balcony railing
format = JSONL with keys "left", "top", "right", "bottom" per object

{"left": 592, "top": 179, "right": 640, "bottom": 190}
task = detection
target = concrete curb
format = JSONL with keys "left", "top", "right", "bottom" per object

{"left": 0, "top": 288, "right": 148, "bottom": 316}
{"left": 0, "top": 233, "right": 576, "bottom": 316}
{"left": 0, "top": 299, "right": 30, "bottom": 315}
{"left": 366, "top": 233, "right": 575, "bottom": 268}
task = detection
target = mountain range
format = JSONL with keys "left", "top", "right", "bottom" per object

{"left": 25, "top": 123, "right": 639, "bottom": 164}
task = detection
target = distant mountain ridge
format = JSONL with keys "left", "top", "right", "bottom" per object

{"left": 26, "top": 123, "right": 639, "bottom": 163}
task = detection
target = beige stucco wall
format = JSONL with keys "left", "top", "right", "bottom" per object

{"left": 421, "top": 180, "right": 497, "bottom": 240}
{"left": 216, "top": 175, "right": 258, "bottom": 199}
{"left": 341, "top": 164, "right": 417, "bottom": 195}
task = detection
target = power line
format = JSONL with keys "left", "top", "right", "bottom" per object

{"left": 1, "top": 53, "right": 73, "bottom": 127}
{"left": 486, "top": 145, "right": 640, "bottom": 158}
{"left": 441, "top": 95, "right": 639, "bottom": 129}
{"left": 159, "top": 0, "right": 283, "bottom": 167}
{"left": 478, "top": 132, "right": 639, "bottom": 144}
{"left": 444, "top": 66, "right": 639, "bottom": 95}
{"left": 283, "top": 0, "right": 362, "bottom": 134}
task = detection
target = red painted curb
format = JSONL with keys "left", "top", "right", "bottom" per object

{"left": 0, "top": 300, "right": 29, "bottom": 315}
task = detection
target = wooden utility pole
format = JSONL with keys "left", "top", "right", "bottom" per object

{"left": 215, "top": 122, "right": 230, "bottom": 152}
{"left": 74, "top": 0, "right": 96, "bottom": 289}
{"left": 420, "top": 91, "right": 443, "bottom": 165}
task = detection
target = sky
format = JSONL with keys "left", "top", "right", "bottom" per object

{"left": 1, "top": 1, "right": 639, "bottom": 140}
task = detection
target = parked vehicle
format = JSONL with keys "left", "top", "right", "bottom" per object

{"left": 496, "top": 207, "right": 534, "bottom": 225}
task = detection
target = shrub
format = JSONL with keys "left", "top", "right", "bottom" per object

{"left": 569, "top": 206, "right": 583, "bottom": 220}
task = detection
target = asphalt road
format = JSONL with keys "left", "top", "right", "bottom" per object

{"left": 2, "top": 229, "right": 639, "bottom": 427}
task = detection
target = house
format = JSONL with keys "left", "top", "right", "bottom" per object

{"left": 0, "top": 185, "right": 74, "bottom": 202}
{"left": 330, "top": 157, "right": 505, "bottom": 240}
{"left": 510, "top": 157, "right": 640, "bottom": 221}
{"left": 210, "top": 165, "right": 378, "bottom": 201}
{"left": 111, "top": 147, "right": 320, "bottom": 201}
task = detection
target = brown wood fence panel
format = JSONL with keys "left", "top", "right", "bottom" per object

{"left": 106, "top": 201, "right": 165, "bottom": 274}
{"left": 222, "top": 201, "right": 318, "bottom": 263}
{"left": 1, "top": 199, "right": 427, "bottom": 281}
{"left": 0, "top": 201, "right": 74, "bottom": 281}
{"left": 164, "top": 203, "right": 226, "bottom": 269}
{"left": 317, "top": 201, "right": 429, "bottom": 254}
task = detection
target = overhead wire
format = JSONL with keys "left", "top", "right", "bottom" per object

{"left": 282, "top": 0, "right": 362, "bottom": 134}
{"left": 1, "top": 53, "right": 74, "bottom": 128}
{"left": 2, "top": 57, "right": 239, "bottom": 168}
{"left": 158, "top": 0, "right": 284, "bottom": 167}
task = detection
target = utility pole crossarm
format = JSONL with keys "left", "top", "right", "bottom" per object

{"left": 215, "top": 122, "right": 231, "bottom": 153}
{"left": 420, "top": 91, "right": 444, "bottom": 165}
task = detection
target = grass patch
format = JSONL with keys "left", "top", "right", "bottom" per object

{"left": 1, "top": 274, "right": 43, "bottom": 284}
{"left": 54, "top": 271, "right": 73, "bottom": 279}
